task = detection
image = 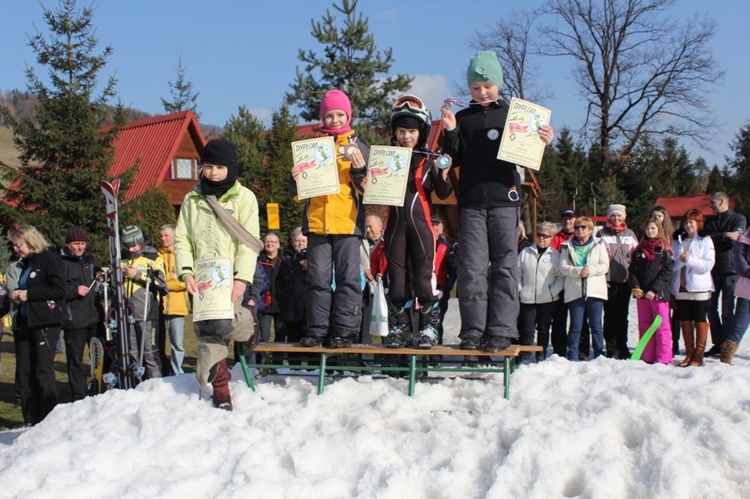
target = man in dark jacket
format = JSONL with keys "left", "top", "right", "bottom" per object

{"left": 60, "top": 225, "right": 103, "bottom": 401}
{"left": 704, "top": 192, "right": 747, "bottom": 356}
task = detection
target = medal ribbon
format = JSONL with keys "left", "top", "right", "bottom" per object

{"left": 443, "top": 98, "right": 499, "bottom": 108}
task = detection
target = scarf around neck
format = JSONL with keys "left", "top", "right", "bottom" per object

{"left": 639, "top": 237, "right": 661, "bottom": 262}
{"left": 606, "top": 221, "right": 628, "bottom": 233}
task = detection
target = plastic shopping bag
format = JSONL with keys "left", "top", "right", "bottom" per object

{"left": 369, "top": 278, "right": 389, "bottom": 337}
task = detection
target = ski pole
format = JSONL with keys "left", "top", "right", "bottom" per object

{"left": 137, "top": 264, "right": 152, "bottom": 376}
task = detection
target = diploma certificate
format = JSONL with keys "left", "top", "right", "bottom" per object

{"left": 192, "top": 257, "right": 234, "bottom": 322}
{"left": 497, "top": 97, "right": 552, "bottom": 171}
{"left": 292, "top": 136, "right": 340, "bottom": 199}
{"left": 363, "top": 145, "right": 412, "bottom": 206}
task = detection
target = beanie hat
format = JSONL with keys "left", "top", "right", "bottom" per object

{"left": 319, "top": 89, "right": 353, "bottom": 134}
{"left": 121, "top": 225, "right": 144, "bottom": 248}
{"left": 200, "top": 139, "right": 238, "bottom": 173}
{"left": 467, "top": 50, "right": 504, "bottom": 90}
{"left": 66, "top": 225, "right": 88, "bottom": 243}
{"left": 607, "top": 204, "right": 627, "bottom": 219}
{"left": 200, "top": 139, "right": 239, "bottom": 197}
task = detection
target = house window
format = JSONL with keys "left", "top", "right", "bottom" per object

{"left": 173, "top": 158, "right": 196, "bottom": 179}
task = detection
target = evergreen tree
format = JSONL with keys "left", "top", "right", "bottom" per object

{"left": 536, "top": 127, "right": 591, "bottom": 217}
{"left": 120, "top": 186, "right": 177, "bottom": 248}
{"left": 161, "top": 53, "right": 200, "bottom": 119}
{"left": 285, "top": 0, "right": 412, "bottom": 145}
{"left": 0, "top": 238, "right": 11, "bottom": 272}
{"left": 264, "top": 105, "right": 302, "bottom": 244}
{"left": 705, "top": 166, "right": 727, "bottom": 195}
{"left": 223, "top": 106, "right": 267, "bottom": 193}
{"left": 727, "top": 123, "right": 750, "bottom": 213}
{"left": 0, "top": 0, "right": 130, "bottom": 260}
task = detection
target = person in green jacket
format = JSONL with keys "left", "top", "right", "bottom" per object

{"left": 175, "top": 139, "right": 260, "bottom": 411}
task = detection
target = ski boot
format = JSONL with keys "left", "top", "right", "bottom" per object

{"left": 385, "top": 301, "right": 413, "bottom": 348}
{"left": 416, "top": 301, "right": 440, "bottom": 349}
{"left": 327, "top": 329, "right": 357, "bottom": 349}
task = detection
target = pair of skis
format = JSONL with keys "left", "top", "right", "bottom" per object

{"left": 88, "top": 179, "right": 139, "bottom": 393}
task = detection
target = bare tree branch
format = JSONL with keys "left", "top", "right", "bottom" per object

{"left": 469, "top": 10, "right": 553, "bottom": 103}
{"left": 538, "top": 0, "right": 724, "bottom": 163}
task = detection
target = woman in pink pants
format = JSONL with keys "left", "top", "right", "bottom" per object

{"left": 628, "top": 219, "right": 675, "bottom": 364}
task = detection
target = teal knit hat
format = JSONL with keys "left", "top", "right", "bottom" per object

{"left": 467, "top": 50, "right": 504, "bottom": 89}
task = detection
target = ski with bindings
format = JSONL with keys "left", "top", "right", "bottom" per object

{"left": 99, "top": 179, "right": 137, "bottom": 389}
{"left": 87, "top": 336, "right": 106, "bottom": 395}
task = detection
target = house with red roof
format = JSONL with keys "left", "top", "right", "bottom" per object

{"left": 654, "top": 195, "right": 737, "bottom": 226}
{"left": 108, "top": 110, "right": 206, "bottom": 206}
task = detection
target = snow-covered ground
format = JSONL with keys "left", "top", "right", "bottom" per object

{"left": 1, "top": 298, "right": 749, "bottom": 498}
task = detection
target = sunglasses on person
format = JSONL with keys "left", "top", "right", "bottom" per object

{"left": 574, "top": 225, "right": 590, "bottom": 230}
{"left": 536, "top": 233, "right": 552, "bottom": 239}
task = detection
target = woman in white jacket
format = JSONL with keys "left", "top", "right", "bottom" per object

{"left": 671, "top": 209, "right": 715, "bottom": 367}
{"left": 558, "top": 217, "right": 610, "bottom": 361}
{"left": 518, "top": 222, "right": 564, "bottom": 362}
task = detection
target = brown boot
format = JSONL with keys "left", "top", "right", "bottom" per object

{"left": 690, "top": 322, "right": 709, "bottom": 366}
{"left": 678, "top": 321, "right": 694, "bottom": 367}
{"left": 210, "top": 360, "right": 233, "bottom": 411}
{"left": 720, "top": 339, "right": 739, "bottom": 365}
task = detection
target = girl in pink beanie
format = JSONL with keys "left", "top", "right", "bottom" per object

{"left": 290, "top": 88, "right": 370, "bottom": 348}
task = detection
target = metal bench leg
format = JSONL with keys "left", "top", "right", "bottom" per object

{"left": 317, "top": 353, "right": 328, "bottom": 395}
{"left": 504, "top": 356, "right": 511, "bottom": 399}
{"left": 408, "top": 355, "right": 417, "bottom": 396}
{"left": 240, "top": 355, "right": 255, "bottom": 392}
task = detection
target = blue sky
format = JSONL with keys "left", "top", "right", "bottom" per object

{"left": 2, "top": 0, "right": 748, "bottom": 167}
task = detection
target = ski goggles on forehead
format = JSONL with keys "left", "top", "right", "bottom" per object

{"left": 393, "top": 95, "right": 426, "bottom": 113}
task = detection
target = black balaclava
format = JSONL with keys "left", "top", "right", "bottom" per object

{"left": 200, "top": 139, "right": 239, "bottom": 197}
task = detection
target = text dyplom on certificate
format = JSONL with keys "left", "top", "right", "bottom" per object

{"left": 192, "top": 256, "right": 234, "bottom": 322}
{"left": 497, "top": 97, "right": 552, "bottom": 171}
{"left": 363, "top": 145, "right": 411, "bottom": 206}
{"left": 292, "top": 136, "right": 340, "bottom": 199}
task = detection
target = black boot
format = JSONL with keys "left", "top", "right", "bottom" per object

{"left": 385, "top": 302, "right": 412, "bottom": 348}
{"left": 416, "top": 301, "right": 440, "bottom": 349}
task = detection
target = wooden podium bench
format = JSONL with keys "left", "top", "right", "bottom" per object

{"left": 239, "top": 342, "right": 535, "bottom": 399}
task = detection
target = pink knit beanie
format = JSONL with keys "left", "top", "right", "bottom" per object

{"left": 319, "top": 89, "right": 352, "bottom": 134}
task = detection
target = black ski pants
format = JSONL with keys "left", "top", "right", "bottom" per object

{"left": 64, "top": 327, "right": 96, "bottom": 401}
{"left": 15, "top": 317, "right": 60, "bottom": 425}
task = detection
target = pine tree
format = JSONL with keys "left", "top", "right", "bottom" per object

{"left": 705, "top": 166, "right": 728, "bottom": 197}
{"left": 264, "top": 105, "right": 302, "bottom": 244}
{"left": 0, "top": 0, "right": 130, "bottom": 260}
{"left": 161, "top": 53, "right": 200, "bottom": 119}
{"left": 537, "top": 128, "right": 591, "bottom": 217}
{"left": 120, "top": 186, "right": 177, "bottom": 248}
{"left": 727, "top": 123, "right": 750, "bottom": 213}
{"left": 223, "top": 106, "right": 267, "bottom": 193}
{"left": 285, "top": 0, "right": 412, "bottom": 145}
